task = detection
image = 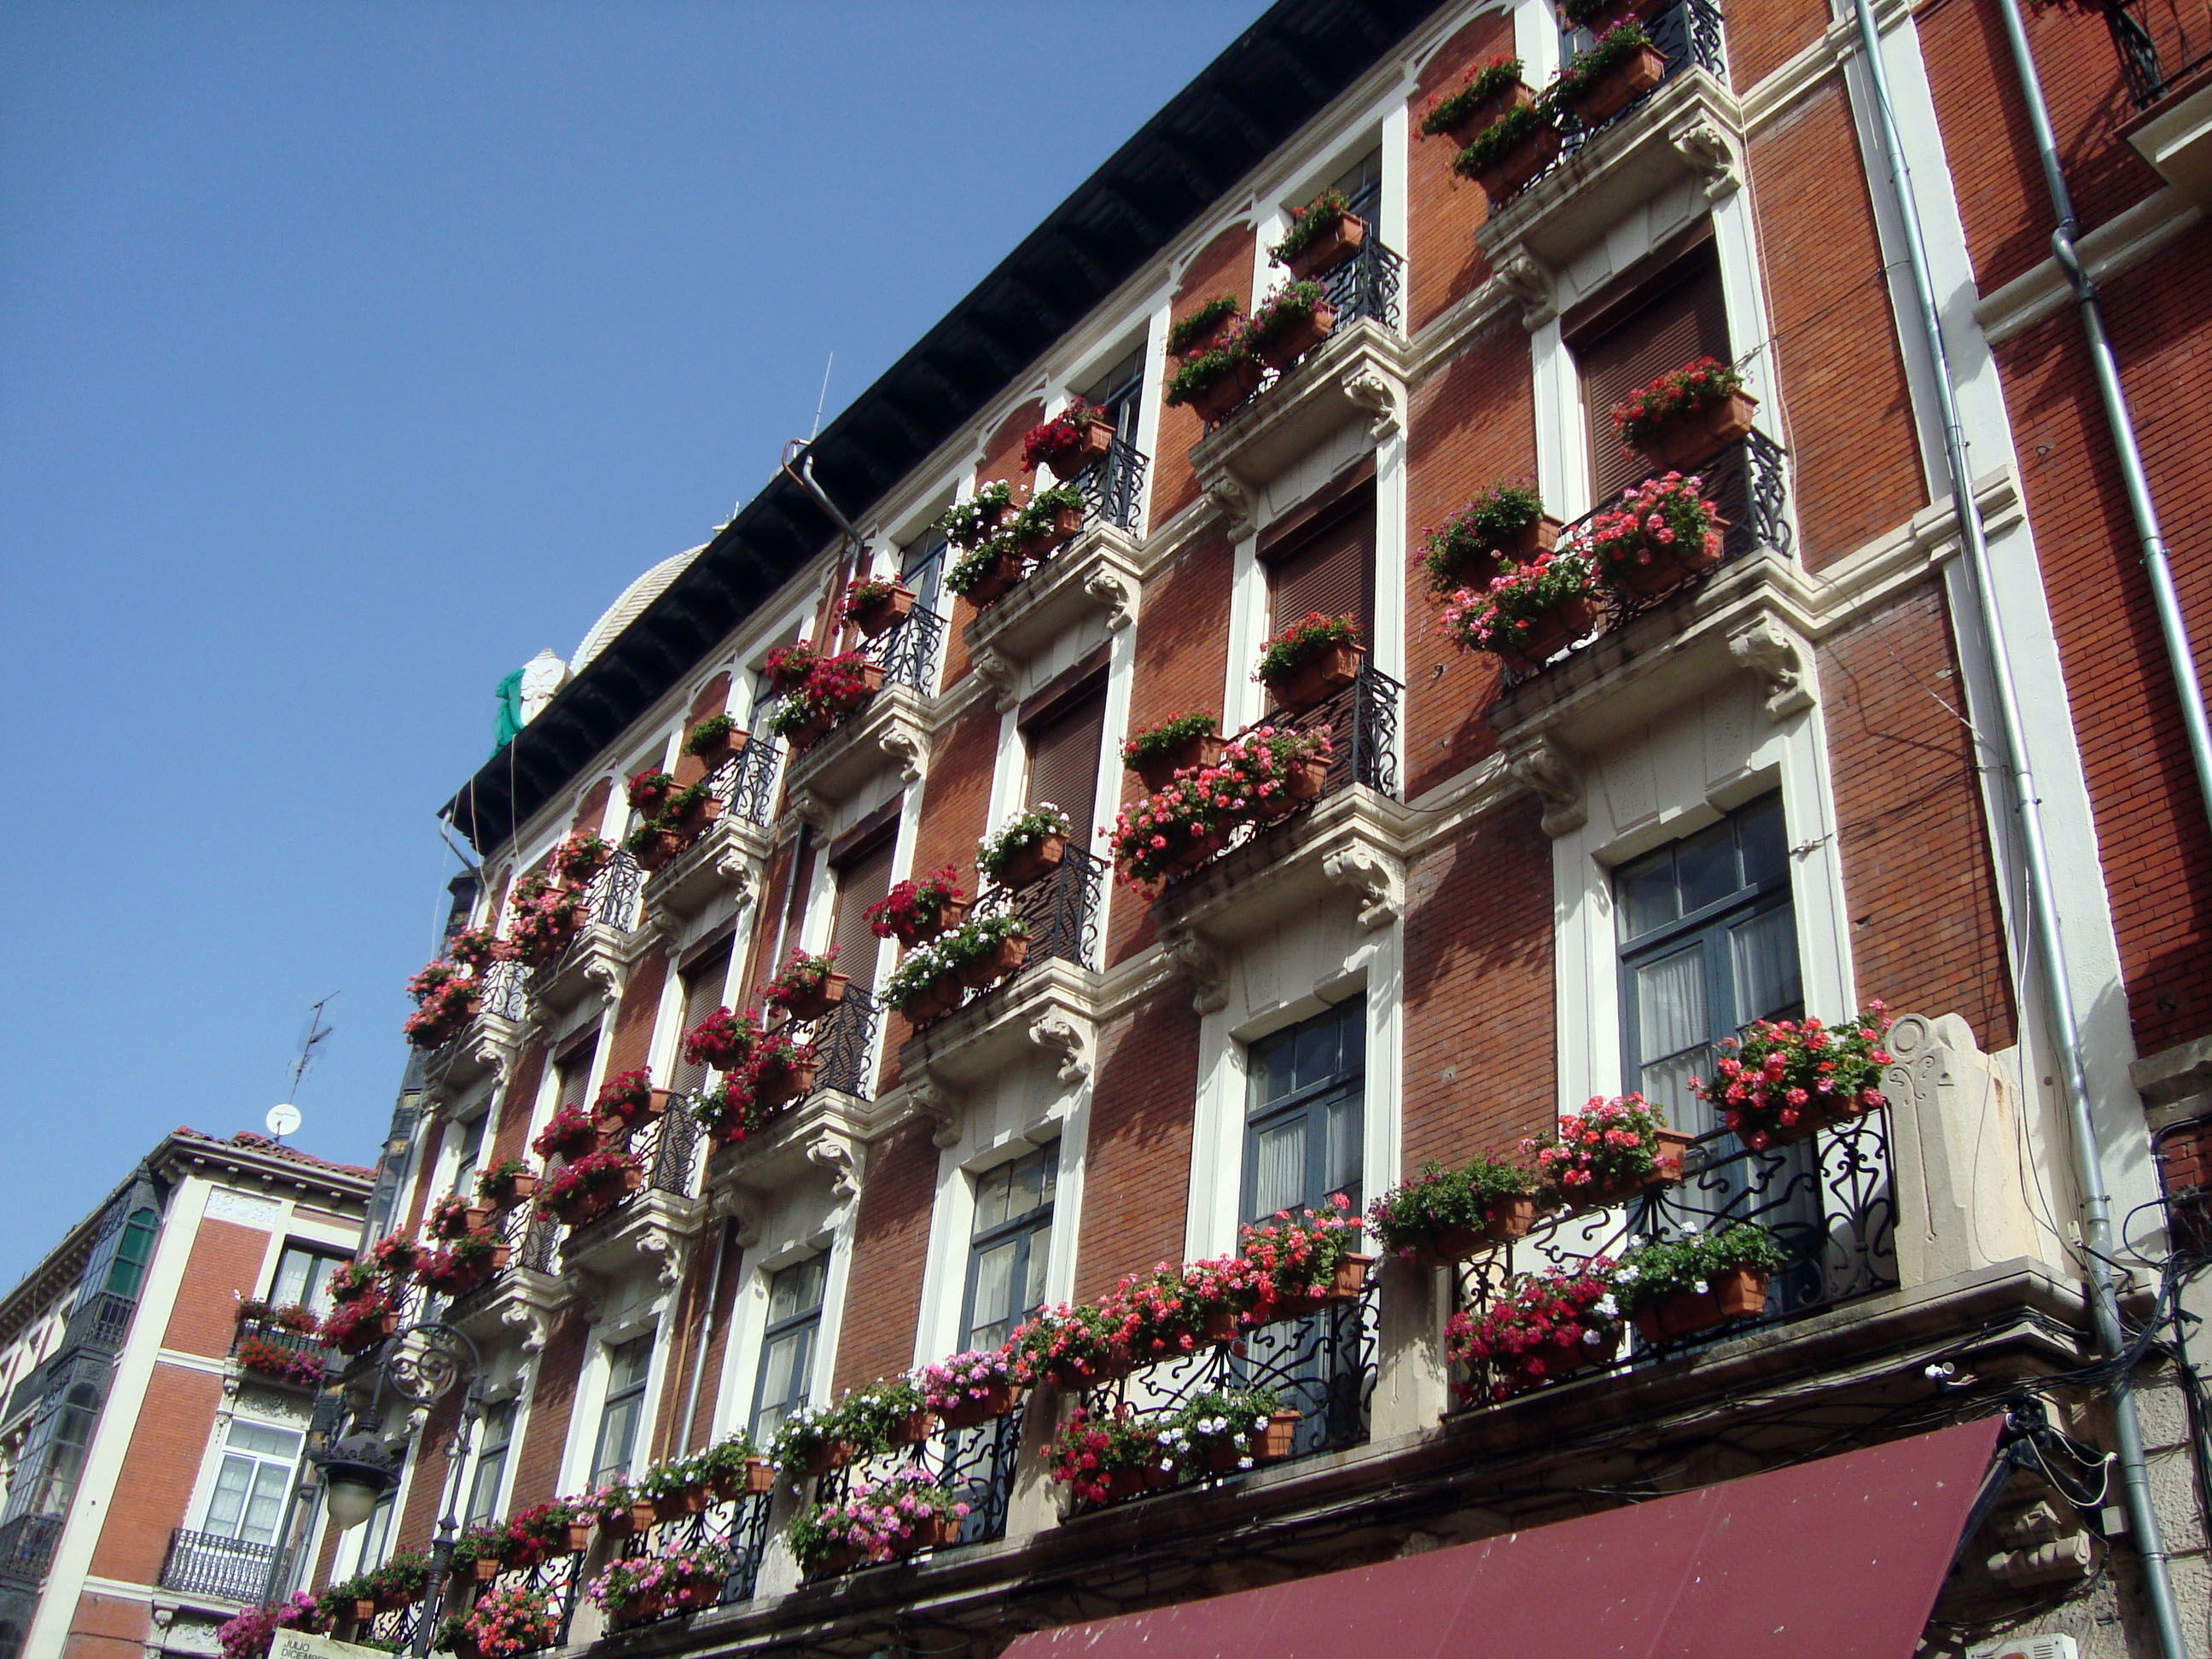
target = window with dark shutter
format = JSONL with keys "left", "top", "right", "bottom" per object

{"left": 668, "top": 940, "right": 734, "bottom": 1094}
{"left": 1264, "top": 479, "right": 1376, "bottom": 634}
{"left": 554, "top": 1036, "right": 597, "bottom": 1112}
{"left": 829, "top": 832, "right": 896, "bottom": 993}
{"left": 1024, "top": 684, "right": 1107, "bottom": 842}
{"left": 1572, "top": 241, "right": 1731, "bottom": 505}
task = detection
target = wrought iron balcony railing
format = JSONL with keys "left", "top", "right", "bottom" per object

{"left": 2097, "top": 0, "right": 2212, "bottom": 108}
{"left": 799, "top": 607, "right": 946, "bottom": 753}
{"left": 439, "top": 1200, "right": 560, "bottom": 1319}
{"left": 430, "top": 958, "right": 533, "bottom": 1058}
{"left": 713, "top": 734, "right": 783, "bottom": 828}
{"left": 1161, "top": 660, "right": 1402, "bottom": 886}
{"left": 1073, "top": 1287, "right": 1377, "bottom": 1512}
{"left": 910, "top": 847, "right": 1106, "bottom": 1033}
{"left": 1501, "top": 429, "right": 1790, "bottom": 689}
{"left": 1202, "top": 234, "right": 1406, "bottom": 431}
{"left": 0, "top": 1514, "right": 62, "bottom": 1585}
{"left": 533, "top": 852, "right": 645, "bottom": 989}
{"left": 440, "top": 1551, "right": 585, "bottom": 1652}
{"left": 810, "top": 1408, "right": 1027, "bottom": 1559}
{"left": 1449, "top": 1109, "right": 1897, "bottom": 1406}
{"left": 780, "top": 985, "right": 882, "bottom": 1102}
{"left": 609, "top": 1488, "right": 775, "bottom": 1613}
{"left": 158, "top": 1528, "right": 276, "bottom": 1603}
{"left": 1074, "top": 435, "right": 1149, "bottom": 534}
{"left": 1502, "top": 0, "right": 1726, "bottom": 203}
{"left": 557, "top": 1106, "right": 701, "bottom": 1253}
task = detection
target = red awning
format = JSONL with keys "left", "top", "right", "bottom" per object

{"left": 1005, "top": 1417, "right": 2004, "bottom": 1659}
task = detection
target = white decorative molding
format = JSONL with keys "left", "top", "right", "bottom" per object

{"left": 1158, "top": 920, "right": 1229, "bottom": 1016}
{"left": 782, "top": 684, "right": 933, "bottom": 808}
{"left": 1669, "top": 114, "right": 1741, "bottom": 200}
{"left": 1083, "top": 563, "right": 1138, "bottom": 632}
{"left": 969, "top": 647, "right": 1020, "bottom": 711}
{"left": 1027, "top": 1011, "right": 1093, "bottom": 1086}
{"left": 203, "top": 1190, "right": 280, "bottom": 1229}
{"left": 1342, "top": 364, "right": 1401, "bottom": 443}
{"left": 1319, "top": 841, "right": 1406, "bottom": 929}
{"left": 878, "top": 723, "right": 928, "bottom": 783}
{"left": 1726, "top": 613, "right": 1816, "bottom": 720}
{"left": 1975, "top": 187, "right": 2202, "bottom": 346}
{"left": 787, "top": 789, "right": 832, "bottom": 831}
{"left": 900, "top": 958, "right": 1103, "bottom": 1111}
{"left": 907, "top": 1075, "right": 964, "bottom": 1150}
{"left": 805, "top": 1130, "right": 863, "bottom": 1203}
{"left": 963, "top": 526, "right": 1146, "bottom": 682}
{"left": 1500, "top": 732, "right": 1586, "bottom": 838}
{"left": 1205, "top": 474, "right": 1258, "bottom": 542}
{"left": 1494, "top": 253, "right": 1556, "bottom": 329}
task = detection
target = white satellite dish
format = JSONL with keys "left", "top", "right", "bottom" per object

{"left": 266, "top": 1103, "right": 303, "bottom": 1139}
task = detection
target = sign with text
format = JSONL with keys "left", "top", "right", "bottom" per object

{"left": 271, "top": 1633, "right": 393, "bottom": 1659}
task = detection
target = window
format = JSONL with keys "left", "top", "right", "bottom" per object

{"left": 1571, "top": 240, "right": 1730, "bottom": 504}
{"left": 901, "top": 526, "right": 950, "bottom": 619}
{"left": 464, "top": 1400, "right": 515, "bottom": 1526}
{"left": 668, "top": 938, "right": 735, "bottom": 1096}
{"left": 102, "top": 1208, "right": 159, "bottom": 1299}
{"left": 962, "top": 1146, "right": 1057, "bottom": 1350}
{"left": 268, "top": 1244, "right": 350, "bottom": 1314}
{"left": 1318, "top": 148, "right": 1382, "bottom": 222}
{"left": 751, "top": 1256, "right": 827, "bottom": 1441}
{"left": 587, "top": 1336, "right": 654, "bottom": 1488}
{"left": 552, "top": 1037, "right": 598, "bottom": 1119}
{"left": 445, "top": 1116, "right": 487, "bottom": 1200}
{"left": 1022, "top": 681, "right": 1107, "bottom": 848}
{"left": 335, "top": 1487, "right": 394, "bottom": 1579}
{"left": 1262, "top": 475, "right": 1375, "bottom": 637}
{"left": 200, "top": 1418, "right": 303, "bottom": 1547}
{"left": 1078, "top": 342, "right": 1147, "bottom": 445}
{"left": 828, "top": 830, "right": 896, "bottom": 995}
{"left": 1615, "top": 793, "right": 1800, "bottom": 1133}
{"left": 1243, "top": 1000, "right": 1365, "bottom": 1222}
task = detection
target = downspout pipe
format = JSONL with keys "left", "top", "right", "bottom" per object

{"left": 1992, "top": 0, "right": 2212, "bottom": 853}
{"left": 1850, "top": 8, "right": 2189, "bottom": 1657}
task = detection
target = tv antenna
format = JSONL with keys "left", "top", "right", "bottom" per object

{"left": 270, "top": 994, "right": 337, "bottom": 1142}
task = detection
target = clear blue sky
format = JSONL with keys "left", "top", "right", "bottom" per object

{"left": 0, "top": 1, "right": 1260, "bottom": 1284}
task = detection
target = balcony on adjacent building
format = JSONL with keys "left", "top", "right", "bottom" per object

{"left": 157, "top": 1528, "right": 275, "bottom": 1604}
{"left": 230, "top": 1307, "right": 331, "bottom": 1389}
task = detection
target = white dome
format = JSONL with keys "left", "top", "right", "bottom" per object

{"left": 571, "top": 544, "right": 707, "bottom": 672}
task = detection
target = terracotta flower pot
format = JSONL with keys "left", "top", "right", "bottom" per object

{"left": 1563, "top": 1128, "right": 1694, "bottom": 1211}
{"left": 746, "top": 1456, "right": 777, "bottom": 1495}
{"left": 962, "top": 551, "right": 1027, "bottom": 607}
{"left": 807, "top": 1543, "right": 859, "bottom": 1578}
{"left": 491, "top": 1169, "right": 538, "bottom": 1206}
{"left": 1133, "top": 732, "right": 1224, "bottom": 793}
{"left": 1606, "top": 528, "right": 1726, "bottom": 598}
{"left": 1252, "top": 300, "right": 1336, "bottom": 371}
{"left": 1100, "top": 1464, "right": 1170, "bottom": 1504}
{"left": 1436, "top": 80, "right": 1535, "bottom": 148}
{"left": 686, "top": 725, "right": 750, "bottom": 770}
{"left": 902, "top": 975, "right": 964, "bottom": 1027}
{"left": 1253, "top": 754, "right": 1330, "bottom": 822}
{"left": 958, "top": 933, "right": 1030, "bottom": 990}
{"left": 897, "top": 895, "right": 970, "bottom": 947}
{"left": 936, "top": 1378, "right": 1019, "bottom": 1429}
{"left": 1045, "top": 1353, "right": 1128, "bottom": 1392}
{"left": 888, "top": 1409, "right": 939, "bottom": 1448}
{"left": 1713, "top": 1266, "right": 1771, "bottom": 1319}
{"left": 785, "top": 707, "right": 840, "bottom": 750}
{"left": 995, "top": 832, "right": 1068, "bottom": 890}
{"left": 1202, "top": 1307, "right": 1243, "bottom": 1343}
{"left": 594, "top": 1090, "right": 669, "bottom": 1134}
{"left": 1631, "top": 388, "right": 1759, "bottom": 473}
{"left": 1561, "top": 0, "right": 1666, "bottom": 34}
{"left": 1022, "top": 503, "right": 1088, "bottom": 559}
{"left": 1161, "top": 835, "right": 1219, "bottom": 878}
{"left": 1186, "top": 356, "right": 1267, "bottom": 422}
{"left": 752, "top": 1056, "right": 818, "bottom": 1107}
{"left": 562, "top": 1521, "right": 592, "bottom": 1553}
{"left": 619, "top": 1589, "right": 666, "bottom": 1627}
{"left": 922, "top": 1512, "right": 963, "bottom": 1549}
{"left": 802, "top": 1438, "right": 854, "bottom": 1476}
{"left": 1566, "top": 42, "right": 1667, "bottom": 126}
{"left": 351, "top": 1598, "right": 377, "bottom": 1626}
{"left": 1254, "top": 1408, "right": 1300, "bottom": 1462}
{"left": 634, "top": 829, "right": 684, "bottom": 872}
{"left": 776, "top": 973, "right": 849, "bottom": 1022}
{"left": 1264, "top": 641, "right": 1364, "bottom": 714}
{"left": 1043, "top": 415, "right": 1117, "bottom": 480}
{"left": 1476, "top": 124, "right": 1564, "bottom": 202}
{"left": 1283, "top": 212, "right": 1366, "bottom": 280}
{"left": 1495, "top": 595, "right": 1600, "bottom": 674}
{"left": 853, "top": 585, "right": 917, "bottom": 638}
{"left": 1173, "top": 310, "right": 1243, "bottom": 360}
{"left": 471, "top": 1557, "right": 501, "bottom": 1583}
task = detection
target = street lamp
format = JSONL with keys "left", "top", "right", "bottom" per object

{"left": 311, "top": 1320, "right": 486, "bottom": 1658}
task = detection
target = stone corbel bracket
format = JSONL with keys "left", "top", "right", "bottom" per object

{"left": 1726, "top": 613, "right": 1815, "bottom": 720}
{"left": 805, "top": 1128, "right": 863, "bottom": 1204}
{"left": 1501, "top": 731, "right": 1586, "bottom": 839}
{"left": 1027, "top": 1011, "right": 1093, "bottom": 1086}
{"left": 1158, "top": 920, "right": 1229, "bottom": 1016}
{"left": 1319, "top": 841, "right": 1406, "bottom": 930}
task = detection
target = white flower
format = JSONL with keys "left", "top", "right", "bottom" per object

{"left": 1237, "top": 1456, "right": 1254, "bottom": 1469}
{"left": 1594, "top": 1295, "right": 1618, "bottom": 1318}
{"left": 1582, "top": 1328, "right": 1603, "bottom": 1345}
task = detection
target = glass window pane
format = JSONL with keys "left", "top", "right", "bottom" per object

{"left": 1249, "top": 1030, "right": 1298, "bottom": 1111}
{"left": 969, "top": 1239, "right": 1016, "bottom": 1342}
{"left": 204, "top": 1456, "right": 253, "bottom": 1537}
{"left": 1640, "top": 1048, "right": 1708, "bottom": 1129}
{"left": 1324, "top": 1093, "right": 1361, "bottom": 1202}
{"left": 1617, "top": 847, "right": 1678, "bottom": 940}
{"left": 1634, "top": 946, "right": 1709, "bottom": 1063}
{"left": 591, "top": 1397, "right": 638, "bottom": 1485}
{"left": 1251, "top": 1118, "right": 1307, "bottom": 1218}
{"left": 973, "top": 1163, "right": 1012, "bottom": 1232}
{"left": 1292, "top": 1021, "right": 1337, "bottom": 1091}
{"left": 1737, "top": 794, "right": 1788, "bottom": 888}
{"left": 1730, "top": 903, "right": 1803, "bottom": 1026}
{"left": 1674, "top": 819, "right": 1738, "bottom": 916}
{"left": 1018, "top": 1224, "right": 1050, "bottom": 1320}
{"left": 228, "top": 1422, "right": 302, "bottom": 1458}
{"left": 241, "top": 1463, "right": 291, "bottom": 1545}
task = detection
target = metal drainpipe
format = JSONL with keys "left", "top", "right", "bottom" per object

{"left": 1850, "top": 6, "right": 2189, "bottom": 1656}
{"left": 1991, "top": 0, "right": 2212, "bottom": 849}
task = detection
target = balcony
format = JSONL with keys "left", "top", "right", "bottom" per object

{"left": 2110, "top": 0, "right": 2212, "bottom": 207}
{"left": 0, "top": 1515, "right": 61, "bottom": 1586}
{"left": 902, "top": 848, "right": 1108, "bottom": 1117}
{"left": 422, "top": 958, "right": 531, "bottom": 1093}
{"left": 1152, "top": 663, "right": 1407, "bottom": 967}
{"left": 439, "top": 1200, "right": 562, "bottom": 1338}
{"left": 557, "top": 1106, "right": 706, "bottom": 1285}
{"left": 528, "top": 852, "right": 650, "bottom": 1015}
{"left": 1072, "top": 1289, "right": 1376, "bottom": 1514}
{"left": 1448, "top": 1112, "right": 1897, "bottom": 1406}
{"left": 230, "top": 1309, "right": 331, "bottom": 1389}
{"left": 645, "top": 739, "right": 783, "bottom": 924}
{"left": 783, "top": 609, "right": 946, "bottom": 817}
{"left": 1474, "top": 1, "right": 1739, "bottom": 313}
{"left": 158, "top": 1528, "right": 274, "bottom": 1604}
{"left": 1190, "top": 236, "right": 1408, "bottom": 537}
{"left": 607, "top": 1487, "right": 775, "bottom": 1618}
{"left": 1486, "top": 434, "right": 1808, "bottom": 777}
{"left": 804, "top": 1409, "right": 1028, "bottom": 1576}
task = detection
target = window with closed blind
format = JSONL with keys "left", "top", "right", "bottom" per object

{"left": 668, "top": 937, "right": 735, "bottom": 1094}
{"left": 552, "top": 1037, "right": 597, "bottom": 1115}
{"left": 1264, "top": 476, "right": 1376, "bottom": 636}
{"left": 1023, "top": 680, "right": 1107, "bottom": 844}
{"left": 1571, "top": 240, "right": 1732, "bottom": 506}
{"left": 829, "top": 830, "right": 897, "bottom": 993}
